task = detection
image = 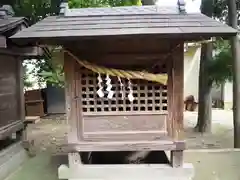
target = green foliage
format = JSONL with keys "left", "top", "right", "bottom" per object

{"left": 204, "top": 0, "right": 240, "bottom": 87}
{"left": 68, "top": 0, "right": 142, "bottom": 8}
{"left": 13, "top": 0, "right": 60, "bottom": 25}
{"left": 208, "top": 40, "right": 232, "bottom": 86}
{"left": 38, "top": 48, "right": 65, "bottom": 88}
{"left": 68, "top": 0, "right": 109, "bottom": 8}
{"left": 213, "top": 0, "right": 240, "bottom": 22}
{"left": 107, "top": 0, "right": 142, "bottom": 6}
{"left": 23, "top": 64, "right": 33, "bottom": 88}
{"left": 39, "top": 68, "right": 64, "bottom": 87}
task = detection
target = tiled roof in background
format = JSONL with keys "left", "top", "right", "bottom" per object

{"left": 0, "top": 17, "right": 26, "bottom": 33}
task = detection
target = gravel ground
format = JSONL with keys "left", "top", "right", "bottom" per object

{"left": 26, "top": 110, "right": 234, "bottom": 154}
{"left": 184, "top": 110, "right": 233, "bottom": 149}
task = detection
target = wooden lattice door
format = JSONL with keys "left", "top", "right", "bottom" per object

{"left": 77, "top": 67, "right": 169, "bottom": 141}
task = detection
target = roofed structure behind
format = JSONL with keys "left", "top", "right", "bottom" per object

{"left": 0, "top": 17, "right": 27, "bottom": 34}
{"left": 0, "top": 14, "right": 47, "bottom": 58}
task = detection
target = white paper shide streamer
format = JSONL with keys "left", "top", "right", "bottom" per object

{"left": 127, "top": 79, "right": 134, "bottom": 102}
{"left": 97, "top": 75, "right": 134, "bottom": 102}
{"left": 97, "top": 73, "right": 104, "bottom": 98}
{"left": 106, "top": 74, "right": 114, "bottom": 99}
{"left": 118, "top": 77, "right": 124, "bottom": 100}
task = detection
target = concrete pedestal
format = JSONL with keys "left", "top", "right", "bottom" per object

{"left": 58, "top": 163, "right": 194, "bottom": 180}
{"left": 0, "top": 142, "right": 29, "bottom": 180}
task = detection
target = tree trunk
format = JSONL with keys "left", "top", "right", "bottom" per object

{"left": 220, "top": 82, "right": 225, "bottom": 109}
{"left": 141, "top": 0, "right": 155, "bottom": 5}
{"left": 195, "top": 0, "right": 214, "bottom": 133}
{"left": 196, "top": 44, "right": 213, "bottom": 132}
{"left": 227, "top": 0, "right": 240, "bottom": 148}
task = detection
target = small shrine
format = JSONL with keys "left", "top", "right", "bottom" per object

{"left": 12, "top": 2, "right": 237, "bottom": 180}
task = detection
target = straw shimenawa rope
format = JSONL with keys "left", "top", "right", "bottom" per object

{"left": 64, "top": 50, "right": 168, "bottom": 85}
{"left": 41, "top": 38, "right": 215, "bottom": 86}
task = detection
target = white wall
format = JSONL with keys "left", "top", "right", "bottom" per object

{"left": 224, "top": 81, "right": 233, "bottom": 103}
{"left": 183, "top": 46, "right": 232, "bottom": 105}
{"left": 184, "top": 46, "right": 201, "bottom": 101}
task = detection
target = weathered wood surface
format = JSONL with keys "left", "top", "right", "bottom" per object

{"left": 41, "top": 14, "right": 223, "bottom": 22}
{"left": 25, "top": 101, "right": 45, "bottom": 117}
{"left": 83, "top": 131, "right": 167, "bottom": 141}
{"left": 24, "top": 89, "right": 42, "bottom": 101}
{"left": 12, "top": 5, "right": 236, "bottom": 43}
{"left": 167, "top": 43, "right": 184, "bottom": 167}
{"left": 0, "top": 121, "right": 23, "bottom": 140}
{"left": 68, "top": 38, "right": 172, "bottom": 52}
{"left": 36, "top": 17, "right": 221, "bottom": 25}
{"left": 83, "top": 114, "right": 167, "bottom": 132}
{"left": 24, "top": 116, "right": 40, "bottom": 124}
{"left": 61, "top": 140, "right": 185, "bottom": 152}
{"left": 0, "top": 17, "right": 26, "bottom": 33}
{"left": 16, "top": 59, "right": 27, "bottom": 140}
{"left": 64, "top": 52, "right": 81, "bottom": 143}
{"left": 75, "top": 62, "right": 169, "bottom": 142}
{"left": 76, "top": 53, "right": 168, "bottom": 68}
{"left": 0, "top": 46, "right": 44, "bottom": 57}
{"left": 29, "top": 21, "right": 227, "bottom": 31}
{"left": 0, "top": 35, "right": 6, "bottom": 48}
{"left": 79, "top": 67, "right": 167, "bottom": 113}
{"left": 68, "top": 38, "right": 173, "bottom": 71}
{"left": 167, "top": 43, "right": 184, "bottom": 140}
{"left": 12, "top": 6, "right": 235, "bottom": 37}
{"left": 12, "top": 27, "right": 236, "bottom": 42}
{"left": 0, "top": 55, "right": 19, "bottom": 129}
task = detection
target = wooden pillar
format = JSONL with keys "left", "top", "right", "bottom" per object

{"left": 16, "top": 59, "right": 27, "bottom": 141}
{"left": 64, "top": 52, "right": 79, "bottom": 143}
{"left": 167, "top": 43, "right": 184, "bottom": 167}
{"left": 64, "top": 52, "right": 82, "bottom": 165}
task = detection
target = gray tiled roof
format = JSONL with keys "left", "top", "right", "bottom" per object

{"left": 11, "top": 5, "right": 237, "bottom": 44}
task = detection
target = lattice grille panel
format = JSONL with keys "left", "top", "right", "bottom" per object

{"left": 79, "top": 67, "right": 167, "bottom": 113}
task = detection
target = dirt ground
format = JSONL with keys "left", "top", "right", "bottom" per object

{"left": 26, "top": 110, "right": 234, "bottom": 154}
{"left": 5, "top": 151, "right": 240, "bottom": 180}
{"left": 5, "top": 110, "right": 238, "bottom": 180}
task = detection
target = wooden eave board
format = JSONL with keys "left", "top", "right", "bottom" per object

{"left": 11, "top": 5, "right": 237, "bottom": 44}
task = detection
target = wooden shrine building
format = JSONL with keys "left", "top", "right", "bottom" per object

{"left": 0, "top": 7, "right": 44, "bottom": 142}
{"left": 11, "top": 3, "right": 237, "bottom": 180}
{"left": 0, "top": 5, "right": 45, "bottom": 180}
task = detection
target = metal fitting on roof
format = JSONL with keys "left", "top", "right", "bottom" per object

{"left": 0, "top": 10, "right": 6, "bottom": 18}
{"left": 0, "top": 5, "right": 15, "bottom": 18}
{"left": 177, "top": 0, "right": 186, "bottom": 13}
{"left": 59, "top": 0, "right": 69, "bottom": 16}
